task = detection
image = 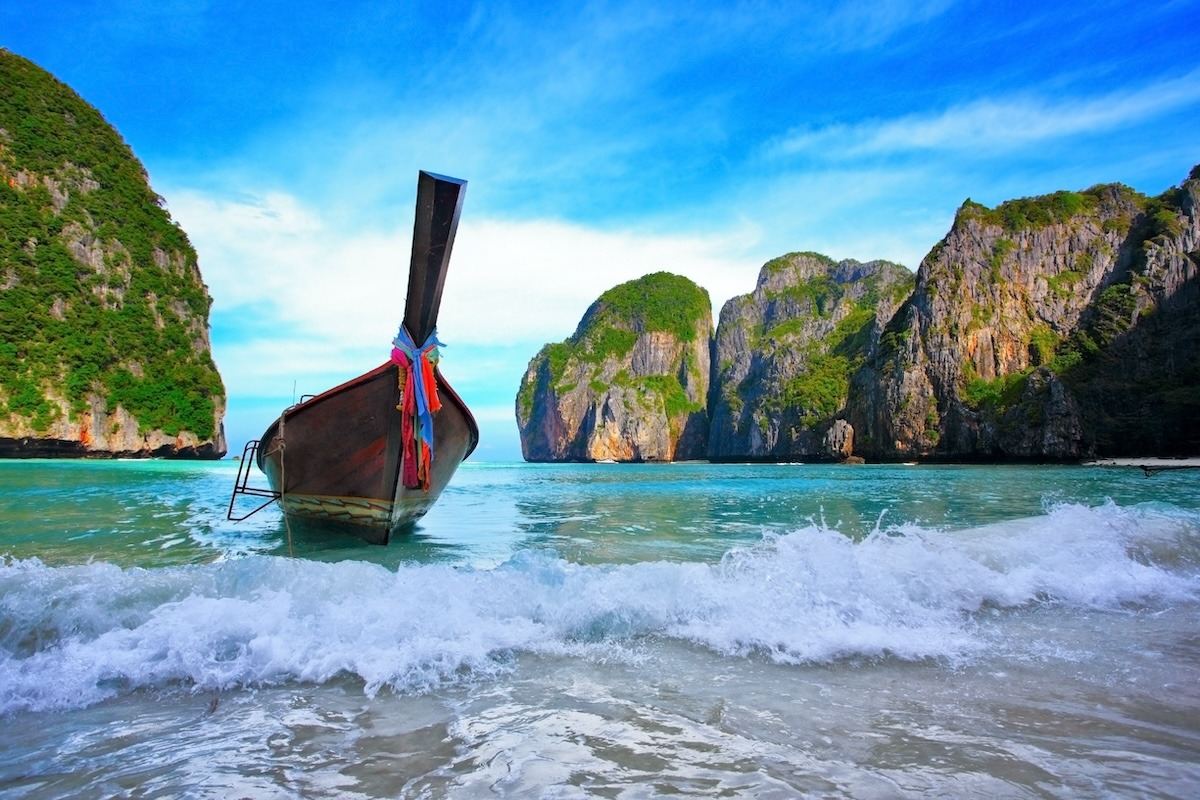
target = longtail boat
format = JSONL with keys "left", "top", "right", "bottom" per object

{"left": 228, "top": 171, "right": 478, "bottom": 544}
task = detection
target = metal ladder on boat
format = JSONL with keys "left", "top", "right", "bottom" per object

{"left": 226, "top": 439, "right": 281, "bottom": 521}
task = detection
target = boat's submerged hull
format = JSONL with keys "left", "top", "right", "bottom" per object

{"left": 257, "top": 361, "right": 477, "bottom": 544}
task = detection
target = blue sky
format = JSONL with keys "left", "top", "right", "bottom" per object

{"left": 5, "top": 0, "right": 1199, "bottom": 461}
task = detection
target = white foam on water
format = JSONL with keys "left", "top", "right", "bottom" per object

{"left": 2, "top": 501, "right": 1197, "bottom": 715}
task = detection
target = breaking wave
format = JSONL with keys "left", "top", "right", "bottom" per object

{"left": 3, "top": 501, "right": 1198, "bottom": 715}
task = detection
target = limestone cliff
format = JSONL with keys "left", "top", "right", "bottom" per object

{"left": 707, "top": 253, "right": 913, "bottom": 461}
{"left": 0, "top": 50, "right": 226, "bottom": 458}
{"left": 516, "top": 166, "right": 1199, "bottom": 463}
{"left": 848, "top": 168, "right": 1200, "bottom": 460}
{"left": 1054, "top": 169, "right": 1200, "bottom": 455}
{"left": 516, "top": 272, "right": 711, "bottom": 462}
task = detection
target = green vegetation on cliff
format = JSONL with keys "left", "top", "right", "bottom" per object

{"left": 959, "top": 188, "right": 1105, "bottom": 231}
{"left": 588, "top": 271, "right": 711, "bottom": 343}
{"left": 765, "top": 300, "right": 879, "bottom": 426}
{"left": 762, "top": 251, "right": 836, "bottom": 277}
{"left": 766, "top": 273, "right": 838, "bottom": 317}
{"left": 550, "top": 272, "right": 709, "bottom": 384}
{"left": 516, "top": 271, "right": 711, "bottom": 460}
{"left": 516, "top": 273, "right": 710, "bottom": 420}
{"left": 0, "top": 50, "right": 223, "bottom": 440}
{"left": 744, "top": 257, "right": 909, "bottom": 429}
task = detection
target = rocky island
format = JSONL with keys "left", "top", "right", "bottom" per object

{"left": 0, "top": 51, "right": 226, "bottom": 458}
{"left": 517, "top": 272, "right": 712, "bottom": 462}
{"left": 518, "top": 166, "right": 1199, "bottom": 463}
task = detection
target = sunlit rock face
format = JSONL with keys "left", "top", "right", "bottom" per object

{"left": 848, "top": 170, "right": 1200, "bottom": 460}
{"left": 516, "top": 273, "right": 711, "bottom": 462}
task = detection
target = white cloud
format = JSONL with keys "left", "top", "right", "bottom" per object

{"left": 172, "top": 190, "right": 403, "bottom": 347}
{"left": 175, "top": 189, "right": 765, "bottom": 351}
{"left": 208, "top": 336, "right": 381, "bottom": 399}
{"left": 443, "top": 217, "right": 762, "bottom": 344}
{"left": 771, "top": 68, "right": 1200, "bottom": 158}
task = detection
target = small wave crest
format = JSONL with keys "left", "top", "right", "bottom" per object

{"left": 2, "top": 501, "right": 1197, "bottom": 714}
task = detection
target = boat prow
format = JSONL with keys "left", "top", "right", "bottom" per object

{"left": 233, "top": 171, "right": 478, "bottom": 544}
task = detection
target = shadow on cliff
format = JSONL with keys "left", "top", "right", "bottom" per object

{"left": 1058, "top": 267, "right": 1200, "bottom": 457}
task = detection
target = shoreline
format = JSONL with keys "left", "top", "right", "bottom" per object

{"left": 1084, "top": 457, "right": 1200, "bottom": 475}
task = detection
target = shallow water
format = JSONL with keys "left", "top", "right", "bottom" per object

{"left": 1, "top": 460, "right": 1199, "bottom": 797}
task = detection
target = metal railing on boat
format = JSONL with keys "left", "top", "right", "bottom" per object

{"left": 226, "top": 439, "right": 281, "bottom": 521}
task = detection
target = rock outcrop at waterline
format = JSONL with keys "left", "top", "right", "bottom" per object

{"left": 516, "top": 272, "right": 711, "bottom": 462}
{"left": 0, "top": 50, "right": 226, "bottom": 458}
{"left": 517, "top": 165, "right": 1200, "bottom": 463}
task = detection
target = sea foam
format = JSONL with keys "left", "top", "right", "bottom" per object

{"left": 2, "top": 501, "right": 1197, "bottom": 715}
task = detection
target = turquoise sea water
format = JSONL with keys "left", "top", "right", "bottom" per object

{"left": 2, "top": 459, "right": 1199, "bottom": 797}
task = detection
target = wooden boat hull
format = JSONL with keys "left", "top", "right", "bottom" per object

{"left": 256, "top": 361, "right": 478, "bottom": 544}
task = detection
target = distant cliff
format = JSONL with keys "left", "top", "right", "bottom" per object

{"left": 516, "top": 166, "right": 1199, "bottom": 463}
{"left": 849, "top": 168, "right": 1200, "bottom": 460}
{"left": 516, "top": 272, "right": 711, "bottom": 461}
{"left": 708, "top": 254, "right": 912, "bottom": 461}
{"left": 0, "top": 50, "right": 226, "bottom": 458}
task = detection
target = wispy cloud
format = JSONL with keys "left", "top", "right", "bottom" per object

{"left": 816, "top": 0, "right": 959, "bottom": 49}
{"left": 770, "top": 68, "right": 1200, "bottom": 159}
{"left": 444, "top": 217, "right": 761, "bottom": 343}
{"left": 173, "top": 189, "right": 761, "bottom": 348}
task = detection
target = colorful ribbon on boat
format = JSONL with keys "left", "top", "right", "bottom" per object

{"left": 391, "top": 327, "right": 444, "bottom": 491}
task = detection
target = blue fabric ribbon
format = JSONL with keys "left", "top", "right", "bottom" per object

{"left": 392, "top": 326, "right": 443, "bottom": 455}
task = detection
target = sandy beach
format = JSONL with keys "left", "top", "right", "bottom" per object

{"left": 1085, "top": 457, "right": 1200, "bottom": 474}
